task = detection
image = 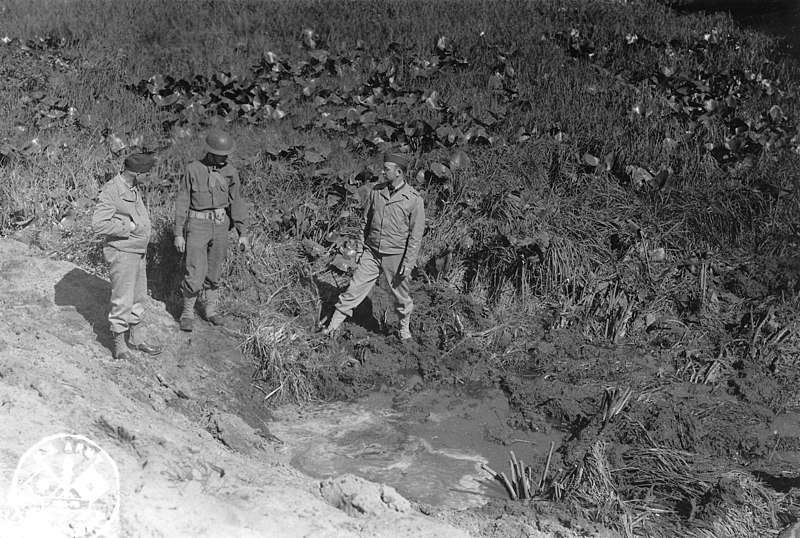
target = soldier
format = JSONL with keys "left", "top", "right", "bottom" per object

{"left": 174, "top": 130, "right": 249, "bottom": 331}
{"left": 323, "top": 153, "right": 425, "bottom": 340}
{"left": 92, "top": 153, "right": 163, "bottom": 360}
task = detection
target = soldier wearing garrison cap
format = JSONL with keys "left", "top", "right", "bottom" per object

{"left": 174, "top": 129, "right": 250, "bottom": 331}
{"left": 92, "top": 153, "right": 163, "bottom": 360}
{"left": 323, "top": 153, "right": 425, "bottom": 340}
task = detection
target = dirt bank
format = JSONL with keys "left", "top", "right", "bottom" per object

{"left": 0, "top": 238, "right": 482, "bottom": 538}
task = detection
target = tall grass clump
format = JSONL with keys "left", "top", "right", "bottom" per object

{"left": 231, "top": 238, "right": 344, "bottom": 403}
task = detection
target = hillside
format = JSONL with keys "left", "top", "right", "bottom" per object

{"left": 0, "top": 239, "right": 481, "bottom": 537}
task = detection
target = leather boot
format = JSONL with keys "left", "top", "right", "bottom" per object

{"left": 113, "top": 331, "right": 133, "bottom": 361}
{"left": 399, "top": 314, "right": 412, "bottom": 341}
{"left": 203, "top": 288, "right": 224, "bottom": 326}
{"left": 322, "top": 309, "right": 347, "bottom": 336}
{"left": 180, "top": 293, "right": 197, "bottom": 332}
{"left": 128, "top": 324, "right": 163, "bottom": 355}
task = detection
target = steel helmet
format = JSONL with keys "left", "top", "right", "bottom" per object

{"left": 204, "top": 129, "right": 236, "bottom": 156}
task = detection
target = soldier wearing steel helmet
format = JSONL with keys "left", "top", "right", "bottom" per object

{"left": 174, "top": 129, "right": 249, "bottom": 331}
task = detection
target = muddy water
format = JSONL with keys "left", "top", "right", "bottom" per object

{"left": 269, "top": 382, "right": 562, "bottom": 510}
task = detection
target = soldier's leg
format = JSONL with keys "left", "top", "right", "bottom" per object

{"left": 128, "top": 254, "right": 162, "bottom": 354}
{"left": 324, "top": 248, "right": 381, "bottom": 334}
{"left": 129, "top": 253, "right": 147, "bottom": 326}
{"left": 106, "top": 247, "right": 137, "bottom": 359}
{"left": 181, "top": 219, "right": 211, "bottom": 331}
{"left": 381, "top": 252, "right": 413, "bottom": 339}
{"left": 202, "top": 217, "right": 230, "bottom": 325}
{"left": 204, "top": 217, "right": 230, "bottom": 288}
{"left": 182, "top": 219, "right": 211, "bottom": 295}
{"left": 381, "top": 253, "right": 413, "bottom": 317}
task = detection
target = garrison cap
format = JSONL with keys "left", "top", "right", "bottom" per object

{"left": 124, "top": 153, "right": 155, "bottom": 173}
{"left": 383, "top": 153, "right": 411, "bottom": 170}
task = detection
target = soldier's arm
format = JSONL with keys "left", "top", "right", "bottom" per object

{"left": 174, "top": 166, "right": 192, "bottom": 237}
{"left": 403, "top": 196, "right": 425, "bottom": 270}
{"left": 361, "top": 187, "right": 376, "bottom": 240}
{"left": 227, "top": 168, "right": 249, "bottom": 238}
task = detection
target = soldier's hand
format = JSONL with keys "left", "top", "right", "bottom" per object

{"left": 238, "top": 236, "right": 249, "bottom": 252}
{"left": 174, "top": 236, "right": 186, "bottom": 253}
{"left": 129, "top": 220, "right": 136, "bottom": 232}
{"left": 391, "top": 266, "right": 408, "bottom": 289}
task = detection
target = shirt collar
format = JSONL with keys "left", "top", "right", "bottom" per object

{"left": 117, "top": 175, "right": 139, "bottom": 201}
{"left": 118, "top": 172, "right": 137, "bottom": 190}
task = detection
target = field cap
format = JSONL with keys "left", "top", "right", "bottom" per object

{"left": 124, "top": 153, "right": 155, "bottom": 173}
{"left": 384, "top": 153, "right": 410, "bottom": 170}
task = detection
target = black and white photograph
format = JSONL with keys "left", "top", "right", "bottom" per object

{"left": 0, "top": 0, "right": 799, "bottom": 536}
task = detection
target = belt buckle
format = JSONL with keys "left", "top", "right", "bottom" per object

{"left": 213, "top": 209, "right": 225, "bottom": 224}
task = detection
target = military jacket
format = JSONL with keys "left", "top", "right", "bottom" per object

{"left": 363, "top": 181, "right": 425, "bottom": 268}
{"left": 92, "top": 174, "right": 152, "bottom": 254}
{"left": 174, "top": 161, "right": 249, "bottom": 237}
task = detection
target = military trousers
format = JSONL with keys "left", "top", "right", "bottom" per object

{"left": 105, "top": 247, "right": 147, "bottom": 334}
{"left": 182, "top": 214, "right": 229, "bottom": 296}
{"left": 335, "top": 248, "right": 413, "bottom": 318}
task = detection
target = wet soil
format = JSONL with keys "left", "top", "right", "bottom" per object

{"left": 3, "top": 236, "right": 800, "bottom": 537}
{"left": 268, "top": 382, "right": 562, "bottom": 511}
{"left": 303, "top": 267, "right": 800, "bottom": 536}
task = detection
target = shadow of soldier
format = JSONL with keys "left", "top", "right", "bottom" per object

{"left": 144, "top": 228, "right": 185, "bottom": 320}
{"left": 314, "top": 275, "right": 381, "bottom": 333}
{"left": 54, "top": 268, "right": 113, "bottom": 354}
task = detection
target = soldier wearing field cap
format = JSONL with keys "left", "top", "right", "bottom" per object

{"left": 174, "top": 129, "right": 249, "bottom": 331}
{"left": 92, "top": 153, "right": 163, "bottom": 360}
{"left": 323, "top": 153, "right": 425, "bottom": 340}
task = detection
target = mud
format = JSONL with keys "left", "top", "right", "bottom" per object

{"left": 268, "top": 383, "right": 562, "bottom": 511}
{"left": 3, "top": 234, "right": 800, "bottom": 537}
{"left": 301, "top": 263, "right": 800, "bottom": 536}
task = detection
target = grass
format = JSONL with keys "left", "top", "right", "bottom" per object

{"left": 1, "top": 0, "right": 799, "bottom": 402}
{"left": 0, "top": 0, "right": 795, "bottom": 365}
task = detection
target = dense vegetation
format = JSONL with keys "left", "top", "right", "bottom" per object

{"left": 1, "top": 1, "right": 796, "bottom": 303}
{"left": 2, "top": 1, "right": 800, "bottom": 535}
